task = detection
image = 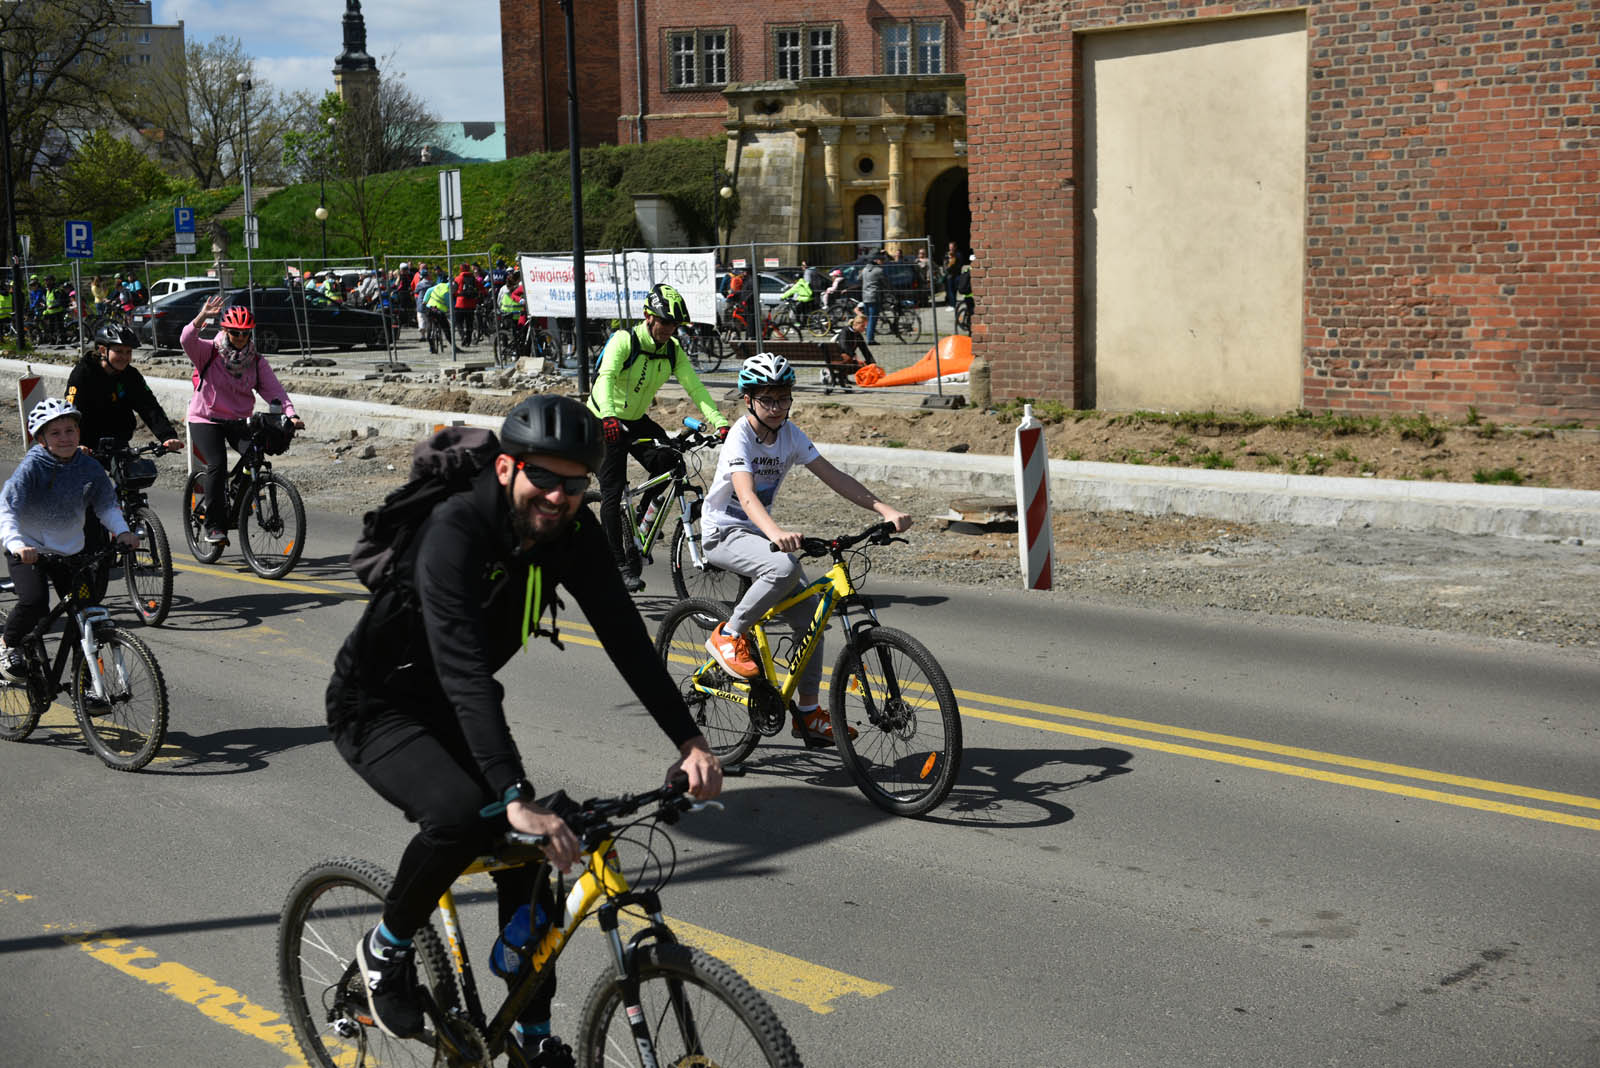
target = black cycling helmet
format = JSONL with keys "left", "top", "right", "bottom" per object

{"left": 94, "top": 321, "right": 140, "bottom": 349}
{"left": 643, "top": 282, "right": 689, "bottom": 326}
{"left": 501, "top": 394, "right": 605, "bottom": 473}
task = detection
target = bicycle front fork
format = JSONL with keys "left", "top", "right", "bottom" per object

{"left": 73, "top": 606, "right": 114, "bottom": 700}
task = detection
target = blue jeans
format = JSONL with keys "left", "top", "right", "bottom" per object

{"left": 863, "top": 301, "right": 880, "bottom": 343}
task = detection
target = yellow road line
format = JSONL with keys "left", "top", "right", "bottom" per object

{"left": 171, "top": 559, "right": 366, "bottom": 596}
{"left": 951, "top": 688, "right": 1600, "bottom": 812}
{"left": 33, "top": 701, "right": 194, "bottom": 765}
{"left": 963, "top": 706, "right": 1600, "bottom": 831}
{"left": 615, "top": 912, "right": 891, "bottom": 1014}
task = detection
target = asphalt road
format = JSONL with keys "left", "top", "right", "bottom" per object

{"left": 1, "top": 490, "right": 1596, "bottom": 1067}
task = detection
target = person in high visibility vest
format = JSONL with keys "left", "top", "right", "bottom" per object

{"left": 0, "top": 278, "right": 14, "bottom": 342}
{"left": 41, "top": 277, "right": 68, "bottom": 343}
{"left": 778, "top": 275, "right": 814, "bottom": 321}
{"left": 423, "top": 276, "right": 453, "bottom": 354}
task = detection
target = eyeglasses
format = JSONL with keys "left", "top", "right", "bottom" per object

{"left": 517, "top": 460, "right": 590, "bottom": 495}
{"left": 751, "top": 394, "right": 793, "bottom": 410}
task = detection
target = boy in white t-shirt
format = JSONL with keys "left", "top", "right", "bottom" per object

{"left": 701, "top": 352, "right": 912, "bottom": 745}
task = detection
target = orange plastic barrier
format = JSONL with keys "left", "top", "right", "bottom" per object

{"left": 854, "top": 363, "right": 886, "bottom": 386}
{"left": 858, "top": 335, "right": 973, "bottom": 388}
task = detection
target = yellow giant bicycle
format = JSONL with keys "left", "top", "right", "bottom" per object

{"left": 656, "top": 522, "right": 962, "bottom": 817}
{"left": 279, "top": 778, "right": 801, "bottom": 1067}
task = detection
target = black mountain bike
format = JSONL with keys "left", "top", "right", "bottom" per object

{"left": 0, "top": 544, "right": 170, "bottom": 771}
{"left": 93, "top": 438, "right": 175, "bottom": 625}
{"left": 183, "top": 412, "right": 306, "bottom": 579}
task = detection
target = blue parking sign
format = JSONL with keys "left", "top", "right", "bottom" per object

{"left": 64, "top": 219, "right": 94, "bottom": 259}
{"left": 174, "top": 206, "right": 196, "bottom": 234}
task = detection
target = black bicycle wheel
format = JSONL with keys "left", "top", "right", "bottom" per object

{"left": 123, "top": 506, "right": 173, "bottom": 625}
{"left": 72, "top": 627, "right": 169, "bottom": 772}
{"left": 903, "top": 303, "right": 926, "bottom": 345}
{"left": 278, "top": 857, "right": 459, "bottom": 1068}
{"left": 577, "top": 942, "right": 801, "bottom": 1068}
{"left": 830, "top": 626, "right": 962, "bottom": 817}
{"left": 655, "top": 598, "right": 760, "bottom": 765}
{"left": 954, "top": 300, "right": 972, "bottom": 335}
{"left": 0, "top": 606, "right": 47, "bottom": 742}
{"left": 239, "top": 472, "right": 306, "bottom": 579}
{"left": 670, "top": 522, "right": 747, "bottom": 606}
{"left": 183, "top": 471, "right": 225, "bottom": 563}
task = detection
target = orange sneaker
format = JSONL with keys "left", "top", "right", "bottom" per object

{"left": 790, "top": 705, "right": 857, "bottom": 749}
{"left": 706, "top": 623, "right": 760, "bottom": 679}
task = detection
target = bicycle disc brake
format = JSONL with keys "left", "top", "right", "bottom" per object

{"left": 748, "top": 678, "right": 787, "bottom": 736}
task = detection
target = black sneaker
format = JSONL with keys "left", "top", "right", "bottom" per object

{"left": 355, "top": 928, "right": 425, "bottom": 1038}
{"left": 518, "top": 1034, "right": 575, "bottom": 1068}
{"left": 204, "top": 528, "right": 227, "bottom": 544}
{"left": 620, "top": 568, "right": 645, "bottom": 594}
{"left": 0, "top": 644, "right": 26, "bottom": 683}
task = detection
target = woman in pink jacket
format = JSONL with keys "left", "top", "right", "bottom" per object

{"left": 182, "top": 295, "right": 304, "bottom": 543}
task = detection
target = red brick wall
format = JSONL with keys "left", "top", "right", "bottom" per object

{"left": 970, "top": 1, "right": 1600, "bottom": 422}
{"left": 612, "top": 3, "right": 969, "bottom": 142}
{"left": 501, "top": 0, "right": 621, "bottom": 155}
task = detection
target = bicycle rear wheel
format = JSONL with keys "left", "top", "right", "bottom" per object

{"left": 239, "top": 472, "right": 306, "bottom": 579}
{"left": 576, "top": 942, "right": 800, "bottom": 1068}
{"left": 0, "top": 605, "right": 47, "bottom": 743}
{"left": 655, "top": 598, "right": 760, "bottom": 765}
{"left": 72, "top": 627, "right": 169, "bottom": 772}
{"left": 670, "top": 522, "right": 747, "bottom": 605}
{"left": 830, "top": 626, "right": 962, "bottom": 817}
{"left": 183, "top": 472, "right": 226, "bottom": 563}
{"left": 279, "top": 857, "right": 459, "bottom": 1068}
{"left": 123, "top": 506, "right": 173, "bottom": 625}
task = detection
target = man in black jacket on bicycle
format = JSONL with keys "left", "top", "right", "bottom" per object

{"left": 65, "top": 322, "right": 182, "bottom": 456}
{"left": 324, "top": 394, "right": 721, "bottom": 1063}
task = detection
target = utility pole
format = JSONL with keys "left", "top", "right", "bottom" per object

{"left": 0, "top": 45, "right": 27, "bottom": 348}
{"left": 559, "top": 0, "right": 589, "bottom": 395}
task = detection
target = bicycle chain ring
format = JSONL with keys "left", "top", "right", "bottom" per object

{"left": 437, "top": 1016, "right": 491, "bottom": 1067}
{"left": 748, "top": 679, "right": 787, "bottom": 736}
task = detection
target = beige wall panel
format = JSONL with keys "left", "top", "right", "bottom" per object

{"left": 1087, "top": 13, "right": 1307, "bottom": 412}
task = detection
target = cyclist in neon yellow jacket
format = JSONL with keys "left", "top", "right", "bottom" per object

{"left": 586, "top": 283, "right": 728, "bottom": 591}
{"left": 423, "top": 278, "right": 453, "bottom": 352}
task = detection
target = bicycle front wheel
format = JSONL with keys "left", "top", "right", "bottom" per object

{"left": 183, "top": 472, "right": 225, "bottom": 563}
{"left": 830, "top": 626, "right": 962, "bottom": 817}
{"left": 72, "top": 627, "right": 169, "bottom": 772}
{"left": 577, "top": 942, "right": 801, "bottom": 1068}
{"left": 670, "top": 522, "right": 747, "bottom": 605}
{"left": 279, "top": 858, "right": 460, "bottom": 1068}
{"left": 656, "top": 598, "right": 760, "bottom": 765}
{"left": 239, "top": 473, "right": 306, "bottom": 579}
{"left": 123, "top": 506, "right": 173, "bottom": 625}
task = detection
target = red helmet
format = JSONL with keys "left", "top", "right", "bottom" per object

{"left": 219, "top": 305, "right": 255, "bottom": 331}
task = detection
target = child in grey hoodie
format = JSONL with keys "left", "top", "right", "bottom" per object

{"left": 0, "top": 398, "right": 137, "bottom": 679}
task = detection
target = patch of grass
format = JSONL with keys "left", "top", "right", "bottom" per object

{"left": 1390, "top": 412, "right": 1448, "bottom": 447}
{"left": 1331, "top": 445, "right": 1359, "bottom": 463}
{"left": 1254, "top": 452, "right": 1284, "bottom": 467}
{"left": 994, "top": 398, "right": 1079, "bottom": 425}
{"left": 1195, "top": 451, "right": 1235, "bottom": 469}
{"left": 1473, "top": 467, "right": 1525, "bottom": 485}
{"left": 1475, "top": 421, "right": 1500, "bottom": 439}
{"left": 1112, "top": 448, "right": 1150, "bottom": 465}
{"left": 1064, "top": 449, "right": 1084, "bottom": 461}
{"left": 1417, "top": 467, "right": 1446, "bottom": 480}
{"left": 1359, "top": 460, "right": 1378, "bottom": 475}
{"left": 1303, "top": 453, "right": 1331, "bottom": 475}
{"left": 884, "top": 440, "right": 908, "bottom": 449}
{"left": 1173, "top": 434, "right": 1192, "bottom": 448}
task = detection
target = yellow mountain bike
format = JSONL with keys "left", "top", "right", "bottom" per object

{"left": 278, "top": 778, "right": 801, "bottom": 1067}
{"left": 655, "top": 521, "right": 962, "bottom": 817}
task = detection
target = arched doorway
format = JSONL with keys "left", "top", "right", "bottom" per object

{"left": 924, "top": 168, "right": 970, "bottom": 258}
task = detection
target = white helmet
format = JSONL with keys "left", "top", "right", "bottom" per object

{"left": 738, "top": 351, "right": 796, "bottom": 392}
{"left": 28, "top": 397, "right": 81, "bottom": 439}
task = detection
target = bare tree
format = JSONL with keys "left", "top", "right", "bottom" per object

{"left": 121, "top": 35, "right": 297, "bottom": 189}
{"left": 284, "top": 75, "right": 437, "bottom": 256}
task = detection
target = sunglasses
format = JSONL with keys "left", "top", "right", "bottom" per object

{"left": 225, "top": 328, "right": 253, "bottom": 338}
{"left": 517, "top": 460, "right": 590, "bottom": 495}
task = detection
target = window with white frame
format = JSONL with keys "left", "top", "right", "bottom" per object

{"left": 666, "top": 28, "right": 731, "bottom": 90}
{"left": 774, "top": 25, "right": 836, "bottom": 80}
{"left": 881, "top": 20, "right": 945, "bottom": 74}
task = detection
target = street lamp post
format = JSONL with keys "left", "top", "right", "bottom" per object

{"left": 315, "top": 115, "right": 335, "bottom": 267}
{"left": 235, "top": 72, "right": 256, "bottom": 315}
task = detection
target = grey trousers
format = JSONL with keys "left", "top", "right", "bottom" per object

{"left": 705, "top": 526, "right": 825, "bottom": 697}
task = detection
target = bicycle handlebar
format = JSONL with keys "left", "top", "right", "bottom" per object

{"left": 503, "top": 776, "right": 705, "bottom": 854}
{"left": 773, "top": 520, "right": 904, "bottom": 559}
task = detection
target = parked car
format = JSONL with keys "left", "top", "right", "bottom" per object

{"left": 828, "top": 259, "right": 931, "bottom": 306}
{"left": 716, "top": 271, "right": 792, "bottom": 311}
{"left": 225, "top": 287, "right": 396, "bottom": 353}
{"left": 134, "top": 286, "right": 396, "bottom": 353}
{"left": 132, "top": 287, "right": 220, "bottom": 350}
{"left": 147, "top": 275, "right": 220, "bottom": 302}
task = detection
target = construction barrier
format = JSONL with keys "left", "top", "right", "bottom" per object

{"left": 1012, "top": 403, "right": 1053, "bottom": 590}
{"left": 16, "top": 371, "right": 45, "bottom": 443}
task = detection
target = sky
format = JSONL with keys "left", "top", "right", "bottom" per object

{"left": 156, "top": 0, "right": 505, "bottom": 122}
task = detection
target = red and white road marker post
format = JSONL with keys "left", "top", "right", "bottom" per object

{"left": 16, "top": 370, "right": 45, "bottom": 442}
{"left": 1012, "top": 403, "right": 1053, "bottom": 590}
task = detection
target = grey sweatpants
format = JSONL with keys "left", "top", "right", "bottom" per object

{"left": 705, "top": 526, "right": 825, "bottom": 697}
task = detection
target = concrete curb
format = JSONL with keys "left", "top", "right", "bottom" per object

{"left": 6, "top": 358, "right": 1595, "bottom": 541}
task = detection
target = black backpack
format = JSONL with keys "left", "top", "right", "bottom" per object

{"left": 350, "top": 425, "right": 501, "bottom": 592}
